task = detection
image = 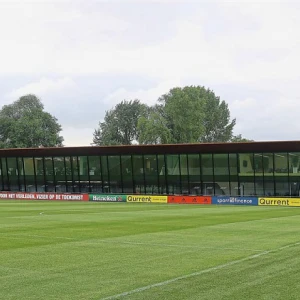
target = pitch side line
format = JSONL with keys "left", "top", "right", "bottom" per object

{"left": 101, "top": 241, "right": 300, "bottom": 300}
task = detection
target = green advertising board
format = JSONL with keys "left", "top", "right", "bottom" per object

{"left": 89, "top": 194, "right": 126, "bottom": 202}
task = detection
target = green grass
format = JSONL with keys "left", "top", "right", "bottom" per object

{"left": 1, "top": 201, "right": 300, "bottom": 300}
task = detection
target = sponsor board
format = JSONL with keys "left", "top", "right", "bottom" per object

{"left": 258, "top": 197, "right": 300, "bottom": 206}
{"left": 168, "top": 196, "right": 211, "bottom": 204}
{"left": 212, "top": 196, "right": 258, "bottom": 206}
{"left": 0, "top": 192, "right": 89, "bottom": 201}
{"left": 126, "top": 195, "right": 168, "bottom": 203}
{"left": 89, "top": 194, "right": 126, "bottom": 202}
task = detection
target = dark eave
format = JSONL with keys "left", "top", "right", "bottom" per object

{"left": 1, "top": 140, "right": 300, "bottom": 157}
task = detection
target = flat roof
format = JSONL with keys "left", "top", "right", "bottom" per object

{"left": 1, "top": 140, "right": 300, "bottom": 157}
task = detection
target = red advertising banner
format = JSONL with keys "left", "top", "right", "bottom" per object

{"left": 0, "top": 192, "right": 89, "bottom": 201}
{"left": 167, "top": 195, "right": 212, "bottom": 204}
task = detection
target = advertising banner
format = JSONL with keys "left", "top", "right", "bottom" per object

{"left": 126, "top": 195, "right": 168, "bottom": 203}
{"left": 89, "top": 194, "right": 126, "bottom": 202}
{"left": 167, "top": 196, "right": 211, "bottom": 204}
{"left": 258, "top": 197, "right": 300, "bottom": 206}
{"left": 0, "top": 192, "right": 89, "bottom": 201}
{"left": 212, "top": 196, "right": 258, "bottom": 206}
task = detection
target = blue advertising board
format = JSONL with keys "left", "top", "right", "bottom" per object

{"left": 212, "top": 196, "right": 258, "bottom": 206}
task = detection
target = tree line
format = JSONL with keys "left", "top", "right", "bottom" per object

{"left": 0, "top": 86, "right": 251, "bottom": 149}
{"left": 93, "top": 86, "right": 251, "bottom": 145}
{"left": 0, "top": 94, "right": 63, "bottom": 148}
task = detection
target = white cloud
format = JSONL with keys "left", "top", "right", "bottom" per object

{"left": 229, "top": 94, "right": 300, "bottom": 141}
{"left": 2, "top": 1, "right": 300, "bottom": 145}
{"left": 0, "top": 1, "right": 299, "bottom": 87}
{"left": 6, "top": 77, "right": 75, "bottom": 99}
{"left": 103, "top": 78, "right": 182, "bottom": 107}
{"left": 62, "top": 126, "right": 93, "bottom": 147}
{"left": 0, "top": 2, "right": 130, "bottom": 75}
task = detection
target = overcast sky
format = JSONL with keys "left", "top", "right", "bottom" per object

{"left": 1, "top": 0, "right": 300, "bottom": 146}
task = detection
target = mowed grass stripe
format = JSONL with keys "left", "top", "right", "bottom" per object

{"left": 113, "top": 242, "right": 300, "bottom": 300}
{"left": 1, "top": 201, "right": 300, "bottom": 300}
{"left": 102, "top": 240, "right": 300, "bottom": 300}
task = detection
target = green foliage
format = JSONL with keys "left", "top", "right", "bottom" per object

{"left": 0, "top": 94, "right": 63, "bottom": 148}
{"left": 137, "top": 105, "right": 172, "bottom": 144}
{"left": 139, "top": 86, "right": 237, "bottom": 144}
{"left": 158, "top": 86, "right": 206, "bottom": 143}
{"left": 93, "top": 99, "right": 148, "bottom": 145}
{"left": 200, "top": 89, "right": 236, "bottom": 142}
{"left": 230, "top": 134, "right": 254, "bottom": 142}
{"left": 94, "top": 86, "right": 250, "bottom": 146}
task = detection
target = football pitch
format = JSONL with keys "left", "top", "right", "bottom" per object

{"left": 1, "top": 201, "right": 300, "bottom": 300}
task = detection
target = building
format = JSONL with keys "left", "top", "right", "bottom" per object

{"left": 1, "top": 141, "right": 300, "bottom": 197}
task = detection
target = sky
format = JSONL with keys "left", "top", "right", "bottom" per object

{"left": 1, "top": 0, "right": 300, "bottom": 146}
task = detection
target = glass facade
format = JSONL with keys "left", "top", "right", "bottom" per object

{"left": 2, "top": 151, "right": 300, "bottom": 196}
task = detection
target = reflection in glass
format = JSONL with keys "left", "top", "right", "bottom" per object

{"left": 121, "top": 155, "right": 133, "bottom": 193}
{"left": 202, "top": 154, "right": 214, "bottom": 195}
{"left": 6, "top": 157, "right": 19, "bottom": 191}
{"left": 180, "top": 154, "right": 189, "bottom": 194}
{"left": 23, "top": 157, "right": 36, "bottom": 192}
{"left": 132, "top": 155, "right": 145, "bottom": 194}
{"left": 53, "top": 157, "right": 66, "bottom": 192}
{"left": 44, "top": 157, "right": 55, "bottom": 192}
{"left": 108, "top": 156, "right": 122, "bottom": 193}
{"left": 88, "top": 156, "right": 102, "bottom": 192}
{"left": 187, "top": 154, "right": 201, "bottom": 195}
{"left": 101, "top": 156, "right": 109, "bottom": 193}
{"left": 157, "top": 155, "right": 167, "bottom": 194}
{"left": 166, "top": 154, "right": 181, "bottom": 194}
{"left": 144, "top": 155, "right": 159, "bottom": 194}
{"left": 214, "top": 154, "right": 229, "bottom": 195}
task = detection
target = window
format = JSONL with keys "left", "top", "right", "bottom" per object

{"left": 239, "top": 153, "right": 255, "bottom": 196}
{"left": 6, "top": 158, "right": 19, "bottom": 191}
{"left": 274, "top": 153, "right": 289, "bottom": 196}
{"left": 288, "top": 153, "right": 300, "bottom": 196}
{"left": 88, "top": 156, "right": 102, "bottom": 192}
{"left": 121, "top": 155, "right": 133, "bottom": 193}
{"left": 180, "top": 154, "right": 189, "bottom": 195}
{"left": 144, "top": 155, "right": 159, "bottom": 194}
{"left": 53, "top": 157, "right": 67, "bottom": 192}
{"left": 17, "top": 157, "right": 25, "bottom": 191}
{"left": 166, "top": 154, "right": 181, "bottom": 194}
{"left": 229, "top": 154, "right": 239, "bottom": 195}
{"left": 239, "top": 153, "right": 254, "bottom": 175}
{"left": 108, "top": 156, "right": 122, "bottom": 193}
{"left": 78, "top": 156, "right": 89, "bottom": 192}
{"left": 23, "top": 157, "right": 36, "bottom": 192}
{"left": 64, "top": 157, "right": 73, "bottom": 192}
{"left": 44, "top": 157, "right": 55, "bottom": 192}
{"left": 132, "top": 155, "right": 145, "bottom": 194}
{"left": 187, "top": 154, "right": 201, "bottom": 195}
{"left": 34, "top": 157, "right": 45, "bottom": 192}
{"left": 101, "top": 156, "right": 110, "bottom": 193}
{"left": 157, "top": 155, "right": 167, "bottom": 194}
{"left": 201, "top": 154, "right": 214, "bottom": 195}
{"left": 263, "top": 153, "right": 274, "bottom": 196}
{"left": 213, "top": 154, "right": 229, "bottom": 195}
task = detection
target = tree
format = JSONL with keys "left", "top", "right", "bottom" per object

{"left": 93, "top": 99, "right": 148, "bottom": 146}
{"left": 93, "top": 86, "right": 248, "bottom": 146}
{"left": 230, "top": 134, "right": 254, "bottom": 143}
{"left": 158, "top": 86, "right": 206, "bottom": 143}
{"left": 137, "top": 105, "right": 172, "bottom": 144}
{"left": 138, "top": 86, "right": 236, "bottom": 144}
{"left": 200, "top": 89, "right": 236, "bottom": 142}
{"left": 0, "top": 94, "right": 64, "bottom": 148}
